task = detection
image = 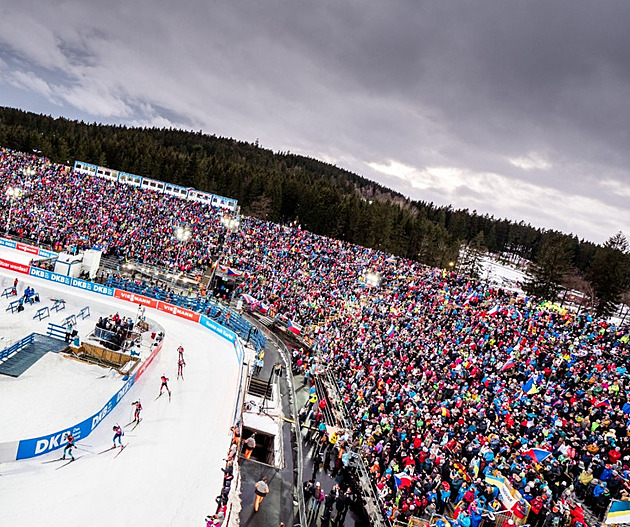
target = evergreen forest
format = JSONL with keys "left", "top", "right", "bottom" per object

{"left": 0, "top": 106, "right": 627, "bottom": 316}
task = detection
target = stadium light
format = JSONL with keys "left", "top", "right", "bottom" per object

{"left": 221, "top": 216, "right": 240, "bottom": 232}
{"left": 171, "top": 227, "right": 191, "bottom": 287}
{"left": 209, "top": 215, "right": 241, "bottom": 293}
{"left": 5, "top": 186, "right": 23, "bottom": 235}
{"left": 364, "top": 271, "right": 381, "bottom": 288}
{"left": 176, "top": 226, "right": 191, "bottom": 242}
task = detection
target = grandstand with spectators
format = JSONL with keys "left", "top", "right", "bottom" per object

{"left": 1, "top": 146, "right": 629, "bottom": 527}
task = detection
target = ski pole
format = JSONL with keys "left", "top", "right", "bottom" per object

{"left": 76, "top": 445, "right": 95, "bottom": 454}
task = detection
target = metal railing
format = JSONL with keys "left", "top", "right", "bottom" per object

{"left": 319, "top": 371, "right": 390, "bottom": 527}
{"left": 0, "top": 333, "right": 35, "bottom": 362}
{"left": 260, "top": 329, "right": 308, "bottom": 527}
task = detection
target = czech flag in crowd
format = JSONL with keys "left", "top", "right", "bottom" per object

{"left": 523, "top": 448, "right": 552, "bottom": 463}
{"left": 258, "top": 302, "right": 269, "bottom": 314}
{"left": 240, "top": 293, "right": 258, "bottom": 305}
{"left": 594, "top": 399, "right": 611, "bottom": 408}
{"left": 394, "top": 472, "right": 412, "bottom": 489}
{"left": 606, "top": 500, "right": 630, "bottom": 524}
{"left": 385, "top": 323, "right": 395, "bottom": 338}
{"left": 464, "top": 292, "right": 480, "bottom": 305}
{"left": 287, "top": 320, "right": 302, "bottom": 336}
{"left": 487, "top": 305, "right": 501, "bottom": 316}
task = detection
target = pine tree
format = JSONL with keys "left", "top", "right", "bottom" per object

{"left": 587, "top": 232, "right": 630, "bottom": 317}
{"left": 458, "top": 231, "right": 487, "bottom": 279}
{"left": 523, "top": 232, "right": 575, "bottom": 301}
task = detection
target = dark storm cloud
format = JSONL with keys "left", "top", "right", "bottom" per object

{"left": 0, "top": 0, "right": 628, "bottom": 243}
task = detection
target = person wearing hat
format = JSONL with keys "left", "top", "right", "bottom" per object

{"left": 253, "top": 476, "right": 269, "bottom": 512}
{"left": 542, "top": 505, "right": 563, "bottom": 527}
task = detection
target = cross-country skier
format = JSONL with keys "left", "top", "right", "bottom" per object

{"left": 177, "top": 357, "right": 186, "bottom": 379}
{"left": 131, "top": 400, "right": 142, "bottom": 423}
{"left": 177, "top": 345, "right": 184, "bottom": 360}
{"left": 113, "top": 424, "right": 124, "bottom": 447}
{"left": 160, "top": 374, "right": 171, "bottom": 395}
{"left": 62, "top": 433, "right": 75, "bottom": 461}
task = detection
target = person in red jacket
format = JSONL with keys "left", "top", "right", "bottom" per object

{"left": 131, "top": 400, "right": 142, "bottom": 423}
{"left": 160, "top": 374, "right": 171, "bottom": 395}
{"left": 62, "top": 433, "right": 75, "bottom": 461}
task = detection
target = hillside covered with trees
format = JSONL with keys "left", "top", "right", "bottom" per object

{"left": 0, "top": 106, "right": 627, "bottom": 315}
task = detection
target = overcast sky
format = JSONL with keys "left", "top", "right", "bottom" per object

{"left": 1, "top": 1, "right": 629, "bottom": 244}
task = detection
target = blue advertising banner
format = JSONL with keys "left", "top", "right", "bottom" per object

{"left": 38, "top": 249, "right": 58, "bottom": 259}
{"left": 199, "top": 314, "right": 237, "bottom": 345}
{"left": 0, "top": 237, "right": 17, "bottom": 249}
{"left": 29, "top": 267, "right": 114, "bottom": 296}
{"left": 234, "top": 339, "right": 244, "bottom": 363}
{"left": 16, "top": 374, "right": 136, "bottom": 459}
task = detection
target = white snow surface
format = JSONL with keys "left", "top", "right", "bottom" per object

{"left": 0, "top": 247, "right": 240, "bottom": 526}
{"left": 478, "top": 255, "right": 527, "bottom": 293}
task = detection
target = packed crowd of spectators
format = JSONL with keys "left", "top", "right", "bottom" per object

{"left": 1, "top": 149, "right": 224, "bottom": 273}
{"left": 2, "top": 148, "right": 629, "bottom": 527}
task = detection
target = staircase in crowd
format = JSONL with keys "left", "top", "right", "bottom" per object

{"left": 247, "top": 377, "right": 274, "bottom": 400}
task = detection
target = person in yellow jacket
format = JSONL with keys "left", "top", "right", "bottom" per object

{"left": 254, "top": 476, "right": 269, "bottom": 512}
{"left": 576, "top": 468, "right": 593, "bottom": 499}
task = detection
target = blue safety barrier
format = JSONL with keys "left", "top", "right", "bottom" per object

{"left": 105, "top": 276, "right": 266, "bottom": 351}
{"left": 61, "top": 315, "right": 76, "bottom": 327}
{"left": 33, "top": 307, "right": 50, "bottom": 321}
{"left": 46, "top": 323, "right": 67, "bottom": 341}
{"left": 77, "top": 306, "right": 90, "bottom": 320}
{"left": 1, "top": 287, "right": 15, "bottom": 298}
{"left": 6, "top": 300, "right": 21, "bottom": 313}
{"left": 51, "top": 299, "right": 66, "bottom": 312}
{"left": 0, "top": 333, "right": 35, "bottom": 362}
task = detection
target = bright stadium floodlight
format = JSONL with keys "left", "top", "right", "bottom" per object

{"left": 209, "top": 215, "right": 242, "bottom": 291}
{"left": 176, "top": 226, "right": 191, "bottom": 242}
{"left": 172, "top": 226, "right": 192, "bottom": 287}
{"left": 5, "top": 186, "right": 23, "bottom": 235}
{"left": 221, "top": 216, "right": 240, "bottom": 233}
{"left": 364, "top": 271, "right": 381, "bottom": 288}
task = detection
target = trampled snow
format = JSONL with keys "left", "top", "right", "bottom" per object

{"left": 0, "top": 247, "right": 241, "bottom": 526}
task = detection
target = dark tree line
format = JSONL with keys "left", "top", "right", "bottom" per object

{"left": 0, "top": 106, "right": 627, "bottom": 314}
